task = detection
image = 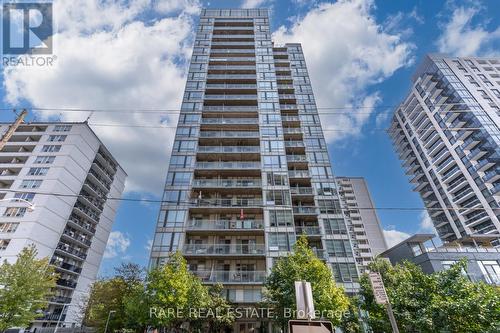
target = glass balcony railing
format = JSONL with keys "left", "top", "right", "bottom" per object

{"left": 198, "top": 146, "right": 260, "bottom": 154}
{"left": 207, "top": 74, "right": 256, "bottom": 79}
{"left": 199, "top": 131, "right": 259, "bottom": 138}
{"left": 191, "top": 270, "right": 266, "bottom": 283}
{"left": 187, "top": 219, "right": 264, "bottom": 230}
{"left": 288, "top": 170, "right": 310, "bottom": 178}
{"left": 295, "top": 226, "right": 321, "bottom": 235}
{"left": 50, "top": 259, "right": 83, "bottom": 274}
{"left": 205, "top": 83, "right": 257, "bottom": 89}
{"left": 293, "top": 206, "right": 318, "bottom": 214}
{"left": 208, "top": 65, "right": 256, "bottom": 70}
{"left": 201, "top": 118, "right": 258, "bottom": 125}
{"left": 192, "top": 179, "right": 261, "bottom": 187}
{"left": 195, "top": 161, "right": 261, "bottom": 169}
{"left": 204, "top": 94, "right": 258, "bottom": 100}
{"left": 285, "top": 141, "right": 305, "bottom": 148}
{"left": 193, "top": 198, "right": 262, "bottom": 207}
{"left": 290, "top": 187, "right": 314, "bottom": 195}
{"left": 203, "top": 106, "right": 258, "bottom": 112}
{"left": 286, "top": 155, "right": 307, "bottom": 162}
{"left": 184, "top": 243, "right": 266, "bottom": 255}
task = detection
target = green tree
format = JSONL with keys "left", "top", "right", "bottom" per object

{"left": 264, "top": 236, "right": 350, "bottom": 330}
{"left": 360, "top": 257, "right": 500, "bottom": 333}
{"left": 124, "top": 251, "right": 235, "bottom": 332}
{"left": 83, "top": 263, "right": 144, "bottom": 333}
{"left": 0, "top": 245, "right": 58, "bottom": 332}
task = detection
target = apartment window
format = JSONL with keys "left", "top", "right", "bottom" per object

{"left": 14, "top": 192, "right": 35, "bottom": 202}
{"left": 48, "top": 135, "right": 67, "bottom": 142}
{"left": 317, "top": 199, "right": 342, "bottom": 214}
{"left": 441, "top": 260, "right": 458, "bottom": 270}
{"left": 0, "top": 223, "right": 19, "bottom": 233}
{"left": 34, "top": 156, "right": 55, "bottom": 164}
{"left": 410, "top": 243, "right": 422, "bottom": 256}
{"left": 27, "top": 167, "right": 49, "bottom": 176}
{"left": 41, "top": 145, "right": 61, "bottom": 152}
{"left": 492, "top": 89, "right": 500, "bottom": 98}
{"left": 53, "top": 125, "right": 72, "bottom": 132}
{"left": 332, "top": 263, "right": 359, "bottom": 283}
{"left": 173, "top": 140, "right": 196, "bottom": 152}
{"left": 310, "top": 166, "right": 333, "bottom": 179}
{"left": 20, "top": 180, "right": 42, "bottom": 189}
{"left": 323, "top": 218, "right": 347, "bottom": 234}
{"left": 162, "top": 191, "right": 188, "bottom": 206}
{"left": 268, "top": 232, "right": 295, "bottom": 251}
{"left": 3, "top": 207, "right": 27, "bottom": 217}
{"left": 263, "top": 155, "right": 284, "bottom": 168}
{"left": 262, "top": 140, "right": 284, "bottom": 152}
{"left": 166, "top": 172, "right": 191, "bottom": 185}
{"left": 152, "top": 232, "right": 180, "bottom": 252}
{"left": 325, "top": 239, "right": 353, "bottom": 257}
{"left": 478, "top": 261, "right": 500, "bottom": 285}
{"left": 266, "top": 172, "right": 288, "bottom": 186}
{"left": 269, "top": 210, "right": 293, "bottom": 227}
{"left": 265, "top": 190, "right": 290, "bottom": 206}
{"left": 0, "top": 239, "right": 10, "bottom": 250}
{"left": 169, "top": 155, "right": 193, "bottom": 168}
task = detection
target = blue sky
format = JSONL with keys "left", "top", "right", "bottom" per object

{"left": 1, "top": 0, "right": 500, "bottom": 275}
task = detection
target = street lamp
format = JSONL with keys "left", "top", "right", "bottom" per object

{"left": 104, "top": 310, "right": 116, "bottom": 333}
{"left": 0, "top": 197, "right": 36, "bottom": 212}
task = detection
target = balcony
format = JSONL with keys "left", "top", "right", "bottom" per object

{"left": 186, "top": 219, "right": 264, "bottom": 232}
{"left": 208, "top": 65, "right": 256, "bottom": 70}
{"left": 50, "top": 259, "right": 82, "bottom": 274}
{"left": 201, "top": 117, "right": 258, "bottom": 125}
{"left": 192, "top": 179, "right": 261, "bottom": 188}
{"left": 284, "top": 141, "right": 305, "bottom": 148}
{"left": 56, "top": 278, "right": 77, "bottom": 289}
{"left": 197, "top": 146, "right": 260, "bottom": 154}
{"left": 62, "top": 229, "right": 92, "bottom": 248}
{"left": 199, "top": 131, "right": 259, "bottom": 139}
{"left": 193, "top": 197, "right": 263, "bottom": 208}
{"left": 490, "top": 184, "right": 500, "bottom": 196}
{"left": 292, "top": 206, "right": 318, "bottom": 215}
{"left": 205, "top": 83, "right": 257, "bottom": 89}
{"left": 67, "top": 216, "right": 96, "bottom": 235}
{"left": 290, "top": 187, "right": 314, "bottom": 196}
{"left": 204, "top": 94, "right": 257, "bottom": 100}
{"left": 184, "top": 243, "right": 265, "bottom": 256}
{"left": 482, "top": 170, "right": 500, "bottom": 183}
{"left": 207, "top": 74, "right": 256, "bottom": 79}
{"left": 49, "top": 296, "right": 73, "bottom": 304}
{"left": 475, "top": 159, "right": 495, "bottom": 172}
{"left": 286, "top": 155, "right": 307, "bottom": 163}
{"left": 462, "top": 136, "right": 480, "bottom": 150}
{"left": 288, "top": 170, "right": 310, "bottom": 179}
{"left": 203, "top": 105, "right": 258, "bottom": 112}
{"left": 55, "top": 243, "right": 87, "bottom": 260}
{"left": 467, "top": 148, "right": 487, "bottom": 161}
{"left": 191, "top": 270, "right": 266, "bottom": 283}
{"left": 295, "top": 226, "right": 321, "bottom": 235}
{"left": 195, "top": 161, "right": 260, "bottom": 170}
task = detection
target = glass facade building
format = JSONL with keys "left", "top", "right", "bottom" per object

{"left": 149, "top": 8, "right": 360, "bottom": 331}
{"left": 390, "top": 54, "right": 500, "bottom": 246}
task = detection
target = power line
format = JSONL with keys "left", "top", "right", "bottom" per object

{"left": 0, "top": 102, "right": 492, "bottom": 115}
{"left": 0, "top": 188, "right": 498, "bottom": 213}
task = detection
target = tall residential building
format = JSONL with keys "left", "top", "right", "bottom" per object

{"left": 390, "top": 54, "right": 500, "bottom": 246}
{"left": 0, "top": 121, "right": 126, "bottom": 328}
{"left": 336, "top": 177, "right": 388, "bottom": 271}
{"left": 149, "top": 8, "right": 360, "bottom": 331}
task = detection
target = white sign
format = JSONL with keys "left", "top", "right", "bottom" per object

{"left": 368, "top": 272, "right": 389, "bottom": 305}
{"left": 295, "top": 281, "right": 315, "bottom": 319}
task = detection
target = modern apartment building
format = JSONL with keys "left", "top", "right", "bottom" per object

{"left": 149, "top": 8, "right": 360, "bottom": 331}
{"left": 390, "top": 54, "right": 500, "bottom": 246}
{"left": 336, "top": 177, "right": 388, "bottom": 271}
{"left": 382, "top": 233, "right": 500, "bottom": 285}
{"left": 0, "top": 121, "right": 126, "bottom": 328}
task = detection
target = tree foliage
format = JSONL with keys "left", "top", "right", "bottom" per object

{"left": 83, "top": 263, "right": 144, "bottom": 333}
{"left": 360, "top": 257, "right": 500, "bottom": 333}
{"left": 0, "top": 245, "right": 58, "bottom": 332}
{"left": 85, "top": 253, "right": 234, "bottom": 332}
{"left": 264, "top": 236, "right": 350, "bottom": 329}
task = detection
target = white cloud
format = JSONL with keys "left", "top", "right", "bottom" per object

{"left": 155, "top": 0, "right": 201, "bottom": 14}
{"left": 419, "top": 211, "right": 437, "bottom": 234}
{"left": 241, "top": 0, "right": 270, "bottom": 8}
{"left": 383, "top": 229, "right": 410, "bottom": 248}
{"left": 3, "top": 0, "right": 199, "bottom": 195}
{"left": 145, "top": 238, "right": 153, "bottom": 252}
{"left": 437, "top": 5, "right": 500, "bottom": 57}
{"left": 273, "top": 0, "right": 413, "bottom": 142}
{"left": 104, "top": 231, "right": 131, "bottom": 258}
